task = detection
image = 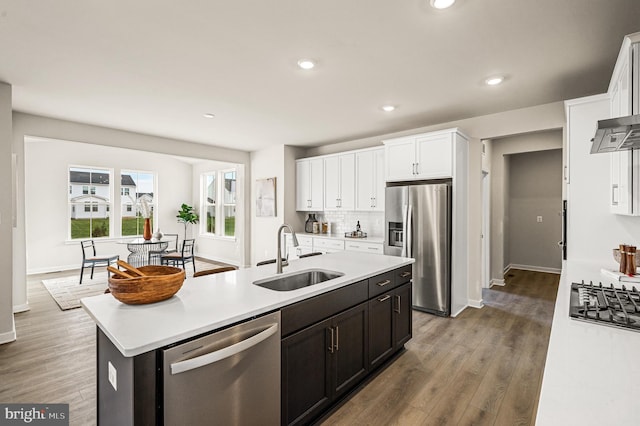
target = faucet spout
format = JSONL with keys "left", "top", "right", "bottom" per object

{"left": 277, "top": 224, "right": 299, "bottom": 274}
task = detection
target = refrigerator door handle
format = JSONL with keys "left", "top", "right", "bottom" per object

{"left": 401, "top": 204, "right": 408, "bottom": 257}
{"left": 406, "top": 204, "right": 413, "bottom": 258}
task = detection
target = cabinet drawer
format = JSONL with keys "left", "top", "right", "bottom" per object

{"left": 286, "top": 234, "right": 313, "bottom": 248}
{"left": 395, "top": 265, "right": 412, "bottom": 284}
{"left": 313, "top": 238, "right": 345, "bottom": 251}
{"left": 281, "top": 279, "right": 368, "bottom": 337}
{"left": 345, "top": 241, "right": 383, "bottom": 254}
{"left": 368, "top": 271, "right": 396, "bottom": 298}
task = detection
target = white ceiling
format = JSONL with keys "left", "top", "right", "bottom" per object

{"left": 1, "top": 0, "right": 639, "bottom": 152}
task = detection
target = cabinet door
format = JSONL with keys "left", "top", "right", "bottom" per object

{"left": 416, "top": 134, "right": 452, "bottom": 179}
{"left": 330, "top": 303, "right": 368, "bottom": 400}
{"left": 373, "top": 148, "right": 385, "bottom": 210}
{"left": 282, "top": 318, "right": 332, "bottom": 426}
{"left": 368, "top": 293, "right": 394, "bottom": 370}
{"left": 324, "top": 156, "right": 340, "bottom": 210}
{"left": 296, "top": 160, "right": 311, "bottom": 211}
{"left": 309, "top": 158, "right": 324, "bottom": 211}
{"left": 393, "top": 283, "right": 412, "bottom": 349}
{"left": 385, "top": 139, "right": 416, "bottom": 181}
{"left": 355, "top": 150, "right": 375, "bottom": 210}
{"left": 339, "top": 153, "right": 355, "bottom": 210}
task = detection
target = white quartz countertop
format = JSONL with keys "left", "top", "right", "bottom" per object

{"left": 81, "top": 251, "right": 413, "bottom": 357}
{"left": 536, "top": 260, "right": 640, "bottom": 425}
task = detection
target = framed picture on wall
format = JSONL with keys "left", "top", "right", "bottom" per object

{"left": 256, "top": 177, "right": 276, "bottom": 217}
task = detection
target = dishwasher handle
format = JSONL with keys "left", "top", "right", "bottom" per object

{"left": 170, "top": 323, "right": 278, "bottom": 375}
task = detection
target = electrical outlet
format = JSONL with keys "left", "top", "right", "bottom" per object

{"left": 108, "top": 361, "right": 117, "bottom": 391}
{"left": 537, "top": 216, "right": 543, "bottom": 223}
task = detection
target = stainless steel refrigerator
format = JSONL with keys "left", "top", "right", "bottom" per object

{"left": 384, "top": 180, "right": 452, "bottom": 316}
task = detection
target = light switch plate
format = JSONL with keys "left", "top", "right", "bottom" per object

{"left": 537, "top": 216, "right": 543, "bottom": 223}
{"left": 108, "top": 361, "right": 117, "bottom": 391}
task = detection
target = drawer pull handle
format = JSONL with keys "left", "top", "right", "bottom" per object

{"left": 400, "top": 271, "right": 411, "bottom": 278}
{"left": 377, "top": 295, "right": 391, "bottom": 302}
{"left": 376, "top": 279, "right": 392, "bottom": 287}
{"left": 368, "top": 247, "right": 379, "bottom": 251}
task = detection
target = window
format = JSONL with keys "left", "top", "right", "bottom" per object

{"left": 202, "top": 169, "right": 236, "bottom": 238}
{"left": 121, "top": 170, "right": 155, "bottom": 237}
{"left": 69, "top": 167, "right": 112, "bottom": 239}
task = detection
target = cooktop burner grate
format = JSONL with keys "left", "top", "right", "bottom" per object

{"left": 570, "top": 281, "right": 640, "bottom": 331}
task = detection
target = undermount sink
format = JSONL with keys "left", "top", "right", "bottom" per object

{"left": 253, "top": 269, "right": 344, "bottom": 291}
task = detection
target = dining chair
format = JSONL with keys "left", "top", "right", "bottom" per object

{"left": 192, "top": 266, "right": 237, "bottom": 277}
{"left": 161, "top": 239, "right": 196, "bottom": 274}
{"left": 298, "top": 252, "right": 323, "bottom": 258}
{"left": 80, "top": 240, "right": 119, "bottom": 284}
{"left": 256, "top": 258, "right": 286, "bottom": 266}
{"left": 148, "top": 233, "right": 180, "bottom": 265}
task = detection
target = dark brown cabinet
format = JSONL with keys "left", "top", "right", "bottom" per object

{"left": 281, "top": 303, "right": 367, "bottom": 426}
{"left": 281, "top": 265, "right": 412, "bottom": 426}
{"left": 368, "top": 281, "right": 412, "bottom": 370}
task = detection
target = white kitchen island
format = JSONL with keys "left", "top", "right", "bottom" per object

{"left": 82, "top": 251, "right": 414, "bottom": 426}
{"left": 536, "top": 260, "right": 640, "bottom": 425}
{"left": 82, "top": 251, "right": 412, "bottom": 357}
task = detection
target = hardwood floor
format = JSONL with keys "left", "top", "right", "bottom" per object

{"left": 321, "top": 269, "right": 559, "bottom": 426}
{"left": 0, "top": 268, "right": 558, "bottom": 426}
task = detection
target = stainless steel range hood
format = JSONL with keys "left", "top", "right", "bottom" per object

{"left": 591, "top": 114, "right": 640, "bottom": 154}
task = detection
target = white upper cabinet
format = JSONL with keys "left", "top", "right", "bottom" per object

{"left": 324, "top": 153, "right": 355, "bottom": 210}
{"left": 296, "top": 158, "right": 324, "bottom": 211}
{"left": 355, "top": 148, "right": 385, "bottom": 211}
{"left": 608, "top": 33, "right": 640, "bottom": 215}
{"left": 384, "top": 130, "right": 461, "bottom": 181}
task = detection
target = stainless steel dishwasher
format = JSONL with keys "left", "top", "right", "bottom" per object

{"left": 162, "top": 311, "right": 281, "bottom": 425}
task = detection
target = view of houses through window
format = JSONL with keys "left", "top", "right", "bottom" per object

{"left": 202, "top": 169, "right": 236, "bottom": 238}
{"left": 68, "top": 166, "right": 155, "bottom": 239}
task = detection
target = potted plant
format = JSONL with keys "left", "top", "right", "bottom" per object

{"left": 177, "top": 203, "right": 199, "bottom": 241}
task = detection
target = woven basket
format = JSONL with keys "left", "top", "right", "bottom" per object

{"left": 108, "top": 265, "right": 185, "bottom": 305}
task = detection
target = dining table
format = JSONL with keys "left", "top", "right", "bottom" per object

{"left": 118, "top": 237, "right": 170, "bottom": 267}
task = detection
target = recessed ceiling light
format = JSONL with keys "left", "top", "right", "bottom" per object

{"left": 430, "top": 0, "right": 456, "bottom": 9}
{"left": 485, "top": 76, "right": 504, "bottom": 86}
{"left": 297, "top": 59, "right": 316, "bottom": 70}
{"left": 381, "top": 105, "right": 396, "bottom": 112}
{"left": 203, "top": 113, "right": 215, "bottom": 119}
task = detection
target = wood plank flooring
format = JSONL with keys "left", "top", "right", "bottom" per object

{"left": 321, "top": 269, "right": 559, "bottom": 426}
{"left": 0, "top": 268, "right": 558, "bottom": 426}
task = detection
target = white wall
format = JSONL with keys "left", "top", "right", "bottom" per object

{"left": 489, "top": 130, "right": 563, "bottom": 281}
{"left": 12, "top": 112, "right": 251, "bottom": 313}
{"left": 566, "top": 95, "right": 640, "bottom": 264}
{"left": 24, "top": 137, "right": 193, "bottom": 273}
{"left": 0, "top": 82, "right": 15, "bottom": 343}
{"left": 191, "top": 160, "right": 246, "bottom": 267}
{"left": 507, "top": 149, "right": 563, "bottom": 272}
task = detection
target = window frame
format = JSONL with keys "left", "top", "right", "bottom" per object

{"left": 120, "top": 169, "right": 157, "bottom": 238}
{"left": 68, "top": 166, "right": 114, "bottom": 240}
{"left": 201, "top": 168, "right": 237, "bottom": 240}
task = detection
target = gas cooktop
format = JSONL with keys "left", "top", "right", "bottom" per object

{"left": 569, "top": 281, "right": 640, "bottom": 331}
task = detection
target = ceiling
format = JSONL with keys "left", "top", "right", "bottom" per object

{"left": 1, "top": 1, "right": 639, "bottom": 152}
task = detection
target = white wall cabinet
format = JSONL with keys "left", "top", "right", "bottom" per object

{"left": 383, "top": 131, "right": 454, "bottom": 181}
{"left": 296, "top": 158, "right": 323, "bottom": 211}
{"left": 608, "top": 34, "right": 640, "bottom": 216}
{"left": 324, "top": 154, "right": 355, "bottom": 210}
{"left": 355, "top": 148, "right": 385, "bottom": 211}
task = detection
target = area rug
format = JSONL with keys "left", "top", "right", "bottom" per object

{"left": 42, "top": 259, "right": 231, "bottom": 311}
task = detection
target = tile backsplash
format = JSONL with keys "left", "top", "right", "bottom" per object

{"left": 300, "top": 211, "right": 385, "bottom": 237}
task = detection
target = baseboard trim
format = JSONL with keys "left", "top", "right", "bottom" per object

{"left": 27, "top": 264, "right": 79, "bottom": 275}
{"left": 490, "top": 279, "right": 506, "bottom": 287}
{"left": 507, "top": 264, "right": 561, "bottom": 275}
{"left": 13, "top": 303, "right": 30, "bottom": 314}
{"left": 0, "top": 323, "right": 16, "bottom": 345}
{"left": 468, "top": 299, "right": 484, "bottom": 309}
{"left": 451, "top": 305, "right": 467, "bottom": 318}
